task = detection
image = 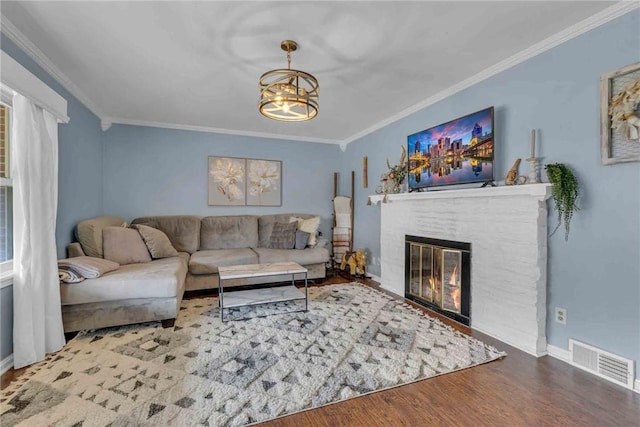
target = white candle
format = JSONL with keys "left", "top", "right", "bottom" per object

{"left": 530, "top": 129, "right": 536, "bottom": 159}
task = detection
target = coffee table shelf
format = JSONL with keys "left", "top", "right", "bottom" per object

{"left": 222, "top": 286, "right": 305, "bottom": 308}
{"left": 217, "top": 262, "right": 308, "bottom": 322}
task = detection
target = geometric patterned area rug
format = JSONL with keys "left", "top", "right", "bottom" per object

{"left": 1, "top": 283, "right": 506, "bottom": 426}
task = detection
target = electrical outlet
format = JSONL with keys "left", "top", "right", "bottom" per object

{"left": 555, "top": 307, "right": 567, "bottom": 325}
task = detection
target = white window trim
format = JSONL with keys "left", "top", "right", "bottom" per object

{"left": 0, "top": 51, "right": 68, "bottom": 123}
{"left": 0, "top": 86, "right": 12, "bottom": 107}
{"left": 1, "top": 100, "right": 14, "bottom": 287}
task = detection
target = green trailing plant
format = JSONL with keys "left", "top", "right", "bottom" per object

{"left": 545, "top": 163, "right": 579, "bottom": 241}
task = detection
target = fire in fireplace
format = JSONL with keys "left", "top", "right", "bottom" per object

{"left": 405, "top": 235, "right": 470, "bottom": 325}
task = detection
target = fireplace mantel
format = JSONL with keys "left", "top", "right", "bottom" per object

{"left": 369, "top": 183, "right": 551, "bottom": 204}
{"left": 373, "top": 183, "right": 552, "bottom": 356}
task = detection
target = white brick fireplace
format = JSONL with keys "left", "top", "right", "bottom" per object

{"left": 370, "top": 184, "right": 552, "bottom": 356}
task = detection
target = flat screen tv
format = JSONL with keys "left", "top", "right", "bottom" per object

{"left": 407, "top": 106, "right": 494, "bottom": 191}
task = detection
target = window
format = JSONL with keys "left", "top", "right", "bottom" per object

{"left": 0, "top": 104, "right": 12, "bottom": 268}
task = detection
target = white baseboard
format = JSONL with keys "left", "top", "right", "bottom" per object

{"left": 470, "top": 322, "right": 546, "bottom": 357}
{"left": 367, "top": 273, "right": 381, "bottom": 284}
{"left": 546, "top": 344, "right": 571, "bottom": 362}
{"left": 1, "top": 354, "right": 13, "bottom": 375}
{"left": 636, "top": 379, "right": 640, "bottom": 394}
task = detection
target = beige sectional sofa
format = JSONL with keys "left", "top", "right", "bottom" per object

{"left": 61, "top": 213, "right": 329, "bottom": 332}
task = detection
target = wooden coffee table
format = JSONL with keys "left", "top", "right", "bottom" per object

{"left": 217, "top": 262, "right": 308, "bottom": 322}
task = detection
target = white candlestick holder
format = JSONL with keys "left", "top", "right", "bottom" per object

{"left": 526, "top": 157, "right": 540, "bottom": 184}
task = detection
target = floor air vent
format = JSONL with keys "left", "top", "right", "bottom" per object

{"left": 569, "top": 339, "right": 635, "bottom": 390}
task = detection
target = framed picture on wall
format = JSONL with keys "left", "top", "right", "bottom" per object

{"left": 246, "top": 159, "right": 282, "bottom": 206}
{"left": 208, "top": 156, "right": 246, "bottom": 206}
{"left": 600, "top": 62, "right": 640, "bottom": 165}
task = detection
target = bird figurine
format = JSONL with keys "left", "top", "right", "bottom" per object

{"left": 505, "top": 158, "right": 521, "bottom": 185}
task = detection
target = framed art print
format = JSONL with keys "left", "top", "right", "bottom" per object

{"left": 600, "top": 62, "right": 640, "bottom": 165}
{"left": 208, "top": 156, "right": 246, "bottom": 206}
{"left": 246, "top": 159, "right": 282, "bottom": 206}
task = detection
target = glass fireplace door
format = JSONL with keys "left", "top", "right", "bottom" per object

{"left": 407, "top": 243, "right": 463, "bottom": 315}
{"left": 442, "top": 249, "right": 462, "bottom": 313}
{"left": 408, "top": 243, "right": 435, "bottom": 303}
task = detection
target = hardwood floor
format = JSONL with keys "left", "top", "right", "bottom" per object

{"left": 0, "top": 365, "right": 26, "bottom": 391}
{"left": 258, "top": 275, "right": 640, "bottom": 427}
{"left": 2, "top": 274, "right": 639, "bottom": 426}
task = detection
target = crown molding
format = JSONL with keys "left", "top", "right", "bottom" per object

{"left": 107, "top": 117, "right": 342, "bottom": 145}
{"left": 0, "top": 15, "right": 106, "bottom": 121}
{"left": 101, "top": 118, "right": 113, "bottom": 132}
{"left": 342, "top": 1, "right": 640, "bottom": 146}
{"left": 2, "top": 3, "right": 637, "bottom": 145}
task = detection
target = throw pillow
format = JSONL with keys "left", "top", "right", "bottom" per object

{"left": 75, "top": 216, "right": 127, "bottom": 258}
{"left": 268, "top": 222, "right": 298, "bottom": 249}
{"left": 290, "top": 216, "right": 321, "bottom": 247}
{"left": 295, "top": 230, "right": 310, "bottom": 250}
{"left": 132, "top": 224, "right": 179, "bottom": 259}
{"left": 102, "top": 227, "right": 152, "bottom": 265}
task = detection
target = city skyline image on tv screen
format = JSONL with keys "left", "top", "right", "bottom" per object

{"left": 408, "top": 107, "right": 494, "bottom": 189}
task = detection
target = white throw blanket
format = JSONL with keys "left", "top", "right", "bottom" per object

{"left": 58, "top": 256, "right": 120, "bottom": 279}
{"left": 58, "top": 266, "right": 85, "bottom": 283}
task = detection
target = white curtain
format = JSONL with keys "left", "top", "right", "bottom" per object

{"left": 12, "top": 93, "right": 65, "bottom": 369}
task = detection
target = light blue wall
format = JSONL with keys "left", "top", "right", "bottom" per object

{"left": 343, "top": 11, "right": 640, "bottom": 375}
{"left": 102, "top": 125, "right": 342, "bottom": 237}
{"left": 1, "top": 34, "right": 103, "bottom": 361}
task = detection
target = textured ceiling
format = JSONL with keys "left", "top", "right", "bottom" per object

{"left": 0, "top": 1, "right": 620, "bottom": 143}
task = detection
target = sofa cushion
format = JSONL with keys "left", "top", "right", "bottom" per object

{"left": 132, "top": 224, "right": 179, "bottom": 259}
{"left": 253, "top": 247, "right": 330, "bottom": 265}
{"left": 132, "top": 215, "right": 201, "bottom": 254}
{"left": 75, "top": 216, "right": 127, "bottom": 258}
{"left": 258, "top": 214, "right": 316, "bottom": 248}
{"left": 67, "top": 242, "right": 85, "bottom": 258}
{"left": 200, "top": 215, "right": 259, "bottom": 250}
{"left": 189, "top": 248, "right": 259, "bottom": 275}
{"left": 103, "top": 227, "right": 152, "bottom": 265}
{"left": 60, "top": 256, "right": 187, "bottom": 305}
{"left": 268, "top": 222, "right": 297, "bottom": 249}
